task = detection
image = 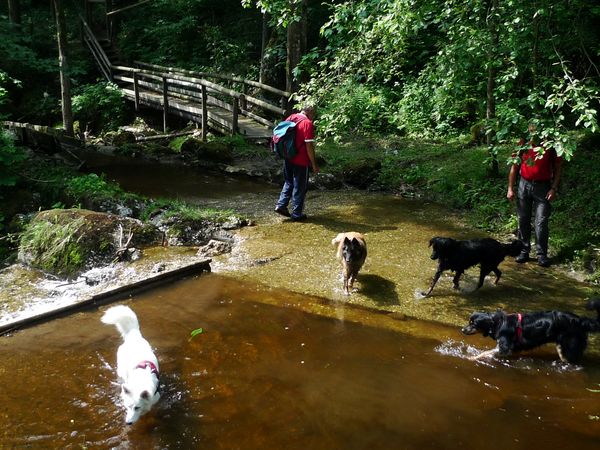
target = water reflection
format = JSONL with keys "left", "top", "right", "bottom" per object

{"left": 0, "top": 274, "right": 599, "bottom": 449}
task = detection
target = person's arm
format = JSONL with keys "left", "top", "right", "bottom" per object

{"left": 507, "top": 164, "right": 518, "bottom": 201}
{"left": 306, "top": 141, "right": 319, "bottom": 173}
{"left": 546, "top": 158, "right": 563, "bottom": 201}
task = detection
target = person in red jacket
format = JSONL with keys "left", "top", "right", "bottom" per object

{"left": 507, "top": 122, "right": 563, "bottom": 267}
{"left": 274, "top": 103, "right": 319, "bottom": 221}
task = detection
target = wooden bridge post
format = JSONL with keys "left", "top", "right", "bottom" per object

{"left": 162, "top": 76, "right": 169, "bottom": 133}
{"left": 241, "top": 84, "right": 248, "bottom": 111}
{"left": 133, "top": 71, "right": 140, "bottom": 111}
{"left": 232, "top": 97, "right": 240, "bottom": 135}
{"left": 201, "top": 85, "right": 208, "bottom": 142}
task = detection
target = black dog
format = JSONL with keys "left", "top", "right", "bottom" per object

{"left": 461, "top": 298, "right": 600, "bottom": 363}
{"left": 422, "top": 237, "right": 524, "bottom": 297}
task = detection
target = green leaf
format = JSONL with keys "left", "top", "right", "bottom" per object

{"left": 189, "top": 327, "right": 204, "bottom": 341}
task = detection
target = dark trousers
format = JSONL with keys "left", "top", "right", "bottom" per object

{"left": 276, "top": 160, "right": 310, "bottom": 219}
{"left": 517, "top": 178, "right": 552, "bottom": 257}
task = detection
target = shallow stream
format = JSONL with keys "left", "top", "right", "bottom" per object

{"left": 1, "top": 154, "right": 599, "bottom": 448}
{"left": 1, "top": 275, "right": 599, "bottom": 449}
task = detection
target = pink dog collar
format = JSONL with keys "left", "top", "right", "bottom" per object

{"left": 136, "top": 360, "right": 159, "bottom": 379}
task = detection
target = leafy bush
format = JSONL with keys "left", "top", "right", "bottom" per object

{"left": 312, "top": 81, "right": 395, "bottom": 139}
{"left": 72, "top": 82, "right": 129, "bottom": 133}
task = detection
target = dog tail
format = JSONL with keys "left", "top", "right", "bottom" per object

{"left": 583, "top": 298, "right": 600, "bottom": 332}
{"left": 101, "top": 305, "right": 140, "bottom": 338}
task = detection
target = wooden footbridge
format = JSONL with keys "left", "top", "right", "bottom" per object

{"left": 80, "top": 6, "right": 290, "bottom": 141}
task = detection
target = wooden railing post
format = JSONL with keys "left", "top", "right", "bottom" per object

{"left": 201, "top": 85, "right": 208, "bottom": 142}
{"left": 232, "top": 96, "right": 240, "bottom": 135}
{"left": 162, "top": 76, "right": 169, "bottom": 133}
{"left": 241, "top": 84, "right": 248, "bottom": 111}
{"left": 133, "top": 71, "right": 140, "bottom": 111}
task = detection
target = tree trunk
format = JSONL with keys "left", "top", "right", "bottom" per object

{"left": 486, "top": 0, "right": 499, "bottom": 176}
{"left": 8, "top": 0, "right": 21, "bottom": 25}
{"left": 285, "top": 0, "right": 308, "bottom": 97}
{"left": 52, "top": 0, "right": 74, "bottom": 136}
{"left": 259, "top": 12, "right": 269, "bottom": 86}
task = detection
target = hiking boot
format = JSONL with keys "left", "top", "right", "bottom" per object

{"left": 515, "top": 252, "right": 529, "bottom": 263}
{"left": 537, "top": 255, "right": 551, "bottom": 267}
{"left": 275, "top": 207, "right": 291, "bottom": 217}
{"left": 291, "top": 214, "right": 307, "bottom": 222}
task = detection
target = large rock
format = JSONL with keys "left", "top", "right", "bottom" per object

{"left": 17, "top": 209, "right": 163, "bottom": 278}
{"left": 179, "top": 137, "right": 234, "bottom": 164}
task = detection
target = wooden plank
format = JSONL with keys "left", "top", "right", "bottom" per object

{"left": 0, "top": 259, "right": 211, "bottom": 336}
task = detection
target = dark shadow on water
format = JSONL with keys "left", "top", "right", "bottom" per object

{"left": 359, "top": 274, "right": 399, "bottom": 305}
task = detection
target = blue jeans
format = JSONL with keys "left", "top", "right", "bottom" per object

{"left": 276, "top": 160, "right": 310, "bottom": 219}
{"left": 517, "top": 178, "right": 552, "bottom": 257}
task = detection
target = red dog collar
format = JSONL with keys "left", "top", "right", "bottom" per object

{"left": 136, "top": 360, "right": 159, "bottom": 379}
{"left": 516, "top": 313, "right": 523, "bottom": 343}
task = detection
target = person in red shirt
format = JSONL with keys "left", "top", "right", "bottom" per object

{"left": 507, "top": 123, "right": 563, "bottom": 267}
{"left": 274, "top": 104, "right": 319, "bottom": 221}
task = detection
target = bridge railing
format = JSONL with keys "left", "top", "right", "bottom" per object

{"left": 79, "top": 14, "right": 112, "bottom": 82}
{"left": 133, "top": 61, "right": 291, "bottom": 121}
{"left": 112, "top": 65, "right": 257, "bottom": 138}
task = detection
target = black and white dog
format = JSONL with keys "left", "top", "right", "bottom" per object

{"left": 461, "top": 298, "right": 600, "bottom": 363}
{"left": 102, "top": 305, "right": 160, "bottom": 424}
{"left": 423, "top": 236, "right": 523, "bottom": 297}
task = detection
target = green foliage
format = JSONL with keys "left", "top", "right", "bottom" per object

{"left": 168, "top": 136, "right": 188, "bottom": 153}
{"left": 0, "top": 6, "right": 91, "bottom": 124}
{"left": 117, "top": 0, "right": 261, "bottom": 75}
{"left": 0, "top": 131, "right": 26, "bottom": 189}
{"left": 162, "top": 201, "right": 236, "bottom": 223}
{"left": 297, "top": 0, "right": 599, "bottom": 157}
{"left": 64, "top": 173, "right": 125, "bottom": 202}
{"left": 72, "top": 82, "right": 128, "bottom": 133}
{"left": 306, "top": 79, "right": 395, "bottom": 139}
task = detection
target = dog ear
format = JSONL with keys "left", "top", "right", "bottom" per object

{"left": 344, "top": 237, "right": 351, "bottom": 245}
{"left": 351, "top": 237, "right": 360, "bottom": 245}
{"left": 122, "top": 385, "right": 131, "bottom": 395}
{"left": 140, "top": 390, "right": 150, "bottom": 400}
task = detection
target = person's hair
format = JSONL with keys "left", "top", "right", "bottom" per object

{"left": 301, "top": 103, "right": 316, "bottom": 115}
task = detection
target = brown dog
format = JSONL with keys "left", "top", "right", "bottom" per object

{"left": 332, "top": 232, "right": 367, "bottom": 295}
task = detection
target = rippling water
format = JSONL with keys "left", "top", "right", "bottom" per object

{"left": 1, "top": 274, "right": 599, "bottom": 449}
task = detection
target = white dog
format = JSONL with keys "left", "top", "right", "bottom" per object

{"left": 101, "top": 305, "right": 160, "bottom": 424}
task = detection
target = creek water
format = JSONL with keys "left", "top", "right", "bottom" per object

{"left": 1, "top": 154, "right": 599, "bottom": 448}
{"left": 1, "top": 275, "right": 599, "bottom": 449}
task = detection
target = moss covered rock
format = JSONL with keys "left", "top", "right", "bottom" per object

{"left": 17, "top": 209, "right": 163, "bottom": 278}
{"left": 179, "top": 137, "right": 234, "bottom": 164}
